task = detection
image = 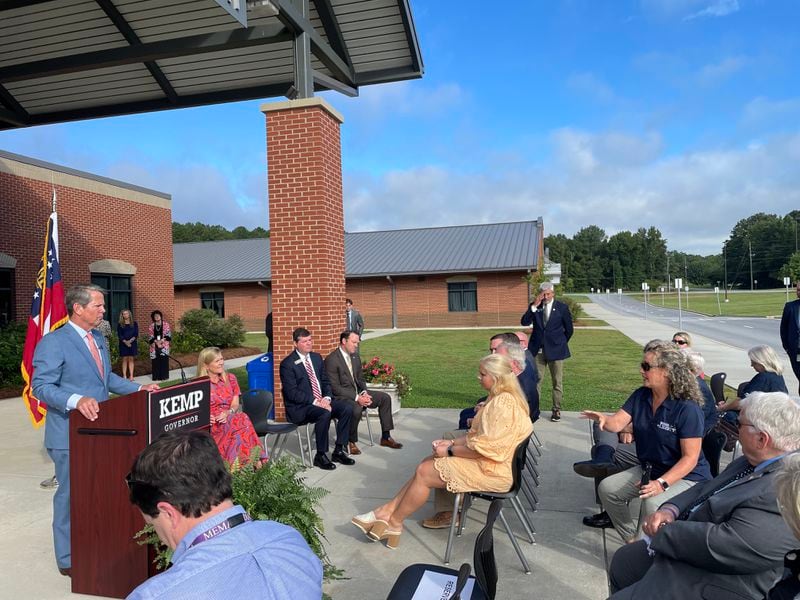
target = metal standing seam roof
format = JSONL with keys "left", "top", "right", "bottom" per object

{"left": 0, "top": 0, "right": 423, "bottom": 130}
{"left": 173, "top": 220, "right": 542, "bottom": 284}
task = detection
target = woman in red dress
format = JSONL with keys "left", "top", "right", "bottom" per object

{"left": 197, "top": 347, "right": 266, "bottom": 466}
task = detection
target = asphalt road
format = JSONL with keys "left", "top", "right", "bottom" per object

{"left": 590, "top": 293, "right": 782, "bottom": 352}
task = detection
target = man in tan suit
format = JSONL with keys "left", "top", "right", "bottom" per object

{"left": 324, "top": 330, "right": 402, "bottom": 455}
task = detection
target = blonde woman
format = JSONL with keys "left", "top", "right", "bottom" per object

{"left": 351, "top": 353, "right": 532, "bottom": 549}
{"left": 197, "top": 347, "right": 266, "bottom": 466}
{"left": 117, "top": 309, "right": 138, "bottom": 380}
{"left": 717, "top": 345, "right": 788, "bottom": 413}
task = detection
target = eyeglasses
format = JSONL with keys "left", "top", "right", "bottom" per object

{"left": 640, "top": 361, "right": 657, "bottom": 372}
{"left": 125, "top": 472, "right": 165, "bottom": 502}
{"left": 672, "top": 339, "right": 688, "bottom": 346}
{"left": 489, "top": 346, "right": 500, "bottom": 353}
{"left": 738, "top": 420, "right": 758, "bottom": 431}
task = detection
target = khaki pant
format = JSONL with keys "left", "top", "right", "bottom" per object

{"left": 535, "top": 353, "right": 564, "bottom": 411}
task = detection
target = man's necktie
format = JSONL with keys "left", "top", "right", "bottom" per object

{"left": 304, "top": 357, "right": 322, "bottom": 401}
{"left": 680, "top": 464, "right": 756, "bottom": 519}
{"left": 544, "top": 303, "right": 551, "bottom": 325}
{"left": 86, "top": 333, "right": 104, "bottom": 375}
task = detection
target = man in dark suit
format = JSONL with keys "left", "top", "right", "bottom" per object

{"left": 324, "top": 330, "right": 402, "bottom": 455}
{"left": 279, "top": 327, "right": 354, "bottom": 470}
{"left": 608, "top": 391, "right": 800, "bottom": 599}
{"left": 345, "top": 299, "right": 364, "bottom": 336}
{"left": 780, "top": 280, "right": 800, "bottom": 394}
{"left": 520, "top": 281, "right": 573, "bottom": 422}
{"left": 32, "top": 283, "right": 157, "bottom": 576}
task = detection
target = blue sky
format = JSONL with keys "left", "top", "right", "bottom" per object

{"left": 2, "top": 0, "right": 799, "bottom": 255}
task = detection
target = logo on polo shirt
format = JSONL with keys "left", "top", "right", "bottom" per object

{"left": 657, "top": 421, "right": 677, "bottom": 433}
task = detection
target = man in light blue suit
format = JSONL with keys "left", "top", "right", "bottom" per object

{"left": 32, "top": 284, "right": 158, "bottom": 576}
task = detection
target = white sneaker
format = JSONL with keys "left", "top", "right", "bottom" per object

{"left": 40, "top": 476, "right": 58, "bottom": 490}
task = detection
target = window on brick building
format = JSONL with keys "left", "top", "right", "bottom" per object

{"left": 0, "top": 268, "right": 14, "bottom": 326}
{"left": 200, "top": 291, "right": 225, "bottom": 318}
{"left": 448, "top": 281, "right": 477, "bottom": 312}
{"left": 91, "top": 274, "right": 132, "bottom": 325}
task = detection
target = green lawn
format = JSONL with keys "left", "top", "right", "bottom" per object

{"left": 243, "top": 332, "right": 268, "bottom": 349}
{"left": 359, "top": 328, "right": 644, "bottom": 412}
{"left": 629, "top": 289, "right": 792, "bottom": 317}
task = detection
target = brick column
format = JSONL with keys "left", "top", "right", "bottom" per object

{"left": 261, "top": 98, "right": 345, "bottom": 421}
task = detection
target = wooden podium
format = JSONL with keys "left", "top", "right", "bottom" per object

{"left": 69, "top": 380, "right": 210, "bottom": 598}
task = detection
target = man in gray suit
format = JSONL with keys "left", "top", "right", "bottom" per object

{"left": 325, "top": 330, "right": 401, "bottom": 454}
{"left": 608, "top": 391, "right": 800, "bottom": 599}
{"left": 345, "top": 299, "right": 364, "bottom": 336}
{"left": 32, "top": 284, "right": 158, "bottom": 576}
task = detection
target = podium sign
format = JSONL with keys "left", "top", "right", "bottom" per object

{"left": 148, "top": 378, "right": 211, "bottom": 443}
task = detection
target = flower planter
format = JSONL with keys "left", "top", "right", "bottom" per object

{"left": 366, "top": 383, "right": 401, "bottom": 414}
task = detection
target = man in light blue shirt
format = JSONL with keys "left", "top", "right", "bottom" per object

{"left": 126, "top": 430, "right": 322, "bottom": 600}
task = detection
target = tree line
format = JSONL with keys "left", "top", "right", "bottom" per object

{"left": 172, "top": 222, "right": 269, "bottom": 243}
{"left": 545, "top": 210, "right": 800, "bottom": 292}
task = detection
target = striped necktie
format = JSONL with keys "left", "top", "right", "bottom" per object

{"left": 304, "top": 357, "right": 322, "bottom": 401}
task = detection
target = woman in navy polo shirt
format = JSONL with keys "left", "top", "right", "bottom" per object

{"left": 717, "top": 345, "right": 788, "bottom": 416}
{"left": 582, "top": 339, "right": 711, "bottom": 543}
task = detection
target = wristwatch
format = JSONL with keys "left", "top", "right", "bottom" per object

{"left": 447, "top": 444, "right": 454, "bottom": 457}
{"left": 657, "top": 478, "right": 669, "bottom": 490}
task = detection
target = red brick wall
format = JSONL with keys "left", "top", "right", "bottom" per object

{"left": 0, "top": 169, "right": 173, "bottom": 329}
{"left": 263, "top": 99, "right": 345, "bottom": 420}
{"left": 174, "top": 283, "right": 269, "bottom": 331}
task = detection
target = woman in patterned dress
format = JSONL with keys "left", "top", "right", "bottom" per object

{"left": 351, "top": 353, "right": 532, "bottom": 549}
{"left": 197, "top": 347, "right": 266, "bottom": 467}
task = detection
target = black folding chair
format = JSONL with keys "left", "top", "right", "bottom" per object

{"left": 445, "top": 436, "right": 535, "bottom": 574}
{"left": 387, "top": 499, "right": 502, "bottom": 600}
{"left": 241, "top": 389, "right": 305, "bottom": 464}
{"left": 709, "top": 372, "right": 727, "bottom": 404}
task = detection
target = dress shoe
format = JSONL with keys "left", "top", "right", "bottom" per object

{"left": 551, "top": 410, "right": 561, "bottom": 422}
{"left": 58, "top": 567, "right": 71, "bottom": 577}
{"left": 380, "top": 437, "right": 403, "bottom": 449}
{"left": 332, "top": 450, "right": 355, "bottom": 465}
{"left": 573, "top": 459, "right": 617, "bottom": 479}
{"left": 348, "top": 442, "right": 362, "bottom": 455}
{"left": 421, "top": 511, "right": 460, "bottom": 529}
{"left": 368, "top": 521, "right": 402, "bottom": 549}
{"left": 313, "top": 454, "right": 336, "bottom": 470}
{"left": 40, "top": 475, "right": 59, "bottom": 490}
{"left": 582, "top": 511, "right": 613, "bottom": 529}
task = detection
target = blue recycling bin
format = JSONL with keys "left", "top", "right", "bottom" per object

{"left": 246, "top": 353, "right": 275, "bottom": 417}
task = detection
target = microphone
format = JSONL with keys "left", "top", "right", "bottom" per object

{"left": 167, "top": 354, "right": 187, "bottom": 384}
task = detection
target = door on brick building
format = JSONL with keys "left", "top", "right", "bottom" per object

{"left": 91, "top": 274, "right": 132, "bottom": 326}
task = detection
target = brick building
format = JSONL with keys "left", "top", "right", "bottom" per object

{"left": 0, "top": 150, "right": 174, "bottom": 329}
{"left": 174, "top": 219, "right": 544, "bottom": 334}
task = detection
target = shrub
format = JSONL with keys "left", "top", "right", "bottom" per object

{"left": 169, "top": 330, "right": 206, "bottom": 355}
{"left": 560, "top": 295, "right": 585, "bottom": 320}
{"left": 0, "top": 322, "right": 26, "bottom": 387}
{"left": 178, "top": 309, "right": 245, "bottom": 348}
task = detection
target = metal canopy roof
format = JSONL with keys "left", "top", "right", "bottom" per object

{"left": 0, "top": 0, "right": 423, "bottom": 131}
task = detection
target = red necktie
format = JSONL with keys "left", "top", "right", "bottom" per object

{"left": 304, "top": 357, "right": 322, "bottom": 401}
{"left": 86, "top": 333, "right": 104, "bottom": 375}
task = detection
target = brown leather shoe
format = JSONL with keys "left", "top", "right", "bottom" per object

{"left": 421, "top": 511, "right": 459, "bottom": 529}
{"left": 380, "top": 437, "right": 403, "bottom": 449}
{"left": 348, "top": 442, "right": 362, "bottom": 455}
{"left": 58, "top": 567, "right": 71, "bottom": 577}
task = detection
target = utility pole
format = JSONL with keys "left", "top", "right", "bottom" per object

{"left": 723, "top": 243, "right": 729, "bottom": 301}
{"left": 666, "top": 252, "right": 670, "bottom": 293}
{"left": 749, "top": 239, "right": 754, "bottom": 291}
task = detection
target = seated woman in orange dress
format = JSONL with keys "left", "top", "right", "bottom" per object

{"left": 351, "top": 353, "right": 532, "bottom": 549}
{"left": 197, "top": 347, "right": 267, "bottom": 466}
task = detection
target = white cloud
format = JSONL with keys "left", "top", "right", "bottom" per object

{"left": 343, "top": 130, "right": 800, "bottom": 256}
{"left": 684, "top": 0, "right": 740, "bottom": 20}
{"left": 695, "top": 56, "right": 750, "bottom": 86}
{"left": 566, "top": 72, "right": 617, "bottom": 103}
{"left": 742, "top": 96, "right": 800, "bottom": 127}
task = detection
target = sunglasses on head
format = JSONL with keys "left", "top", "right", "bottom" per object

{"left": 640, "top": 361, "right": 657, "bottom": 372}
{"left": 672, "top": 339, "right": 687, "bottom": 346}
{"left": 125, "top": 472, "right": 165, "bottom": 503}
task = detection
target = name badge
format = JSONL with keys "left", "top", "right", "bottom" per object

{"left": 656, "top": 421, "right": 676, "bottom": 434}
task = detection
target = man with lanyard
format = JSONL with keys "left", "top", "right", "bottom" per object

{"left": 608, "top": 391, "right": 800, "bottom": 600}
{"left": 126, "top": 430, "right": 322, "bottom": 599}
